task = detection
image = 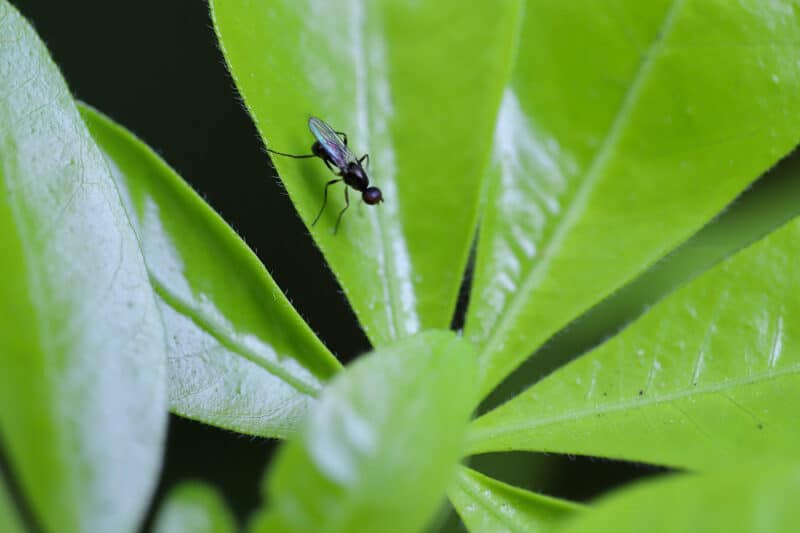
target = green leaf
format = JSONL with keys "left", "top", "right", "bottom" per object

{"left": 0, "top": 3, "right": 167, "bottom": 532}
{"left": 559, "top": 463, "right": 800, "bottom": 533}
{"left": 80, "top": 106, "right": 341, "bottom": 439}
{"left": 211, "top": 0, "right": 521, "bottom": 346}
{"left": 480, "top": 151, "right": 800, "bottom": 414}
{"left": 0, "top": 474, "right": 24, "bottom": 533}
{"left": 448, "top": 466, "right": 581, "bottom": 533}
{"left": 467, "top": 0, "right": 800, "bottom": 396}
{"left": 153, "top": 482, "right": 236, "bottom": 533}
{"left": 252, "top": 331, "right": 477, "bottom": 533}
{"left": 468, "top": 216, "right": 800, "bottom": 469}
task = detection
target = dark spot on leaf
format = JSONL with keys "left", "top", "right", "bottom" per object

{"left": 757, "top": 423, "right": 764, "bottom": 430}
{"left": 638, "top": 390, "right": 643, "bottom": 396}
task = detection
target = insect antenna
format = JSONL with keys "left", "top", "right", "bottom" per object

{"left": 266, "top": 147, "right": 316, "bottom": 159}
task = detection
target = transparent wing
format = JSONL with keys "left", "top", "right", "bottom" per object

{"left": 308, "top": 116, "right": 355, "bottom": 169}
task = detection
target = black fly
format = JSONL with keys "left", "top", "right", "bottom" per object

{"left": 267, "top": 117, "right": 383, "bottom": 233}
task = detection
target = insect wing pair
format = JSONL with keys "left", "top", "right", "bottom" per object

{"left": 308, "top": 117, "right": 353, "bottom": 169}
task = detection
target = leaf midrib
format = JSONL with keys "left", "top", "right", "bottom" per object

{"left": 152, "top": 277, "right": 321, "bottom": 398}
{"left": 477, "top": 0, "right": 686, "bottom": 396}
{"left": 468, "top": 361, "right": 799, "bottom": 449}
{"left": 361, "top": 20, "right": 401, "bottom": 343}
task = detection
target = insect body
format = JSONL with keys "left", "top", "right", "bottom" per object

{"left": 267, "top": 117, "right": 383, "bottom": 233}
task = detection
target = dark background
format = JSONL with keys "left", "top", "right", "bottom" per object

{"left": 11, "top": 1, "right": 665, "bottom": 528}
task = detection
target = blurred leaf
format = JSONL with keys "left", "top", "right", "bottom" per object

{"left": 467, "top": 0, "right": 800, "bottom": 397}
{"left": 559, "top": 463, "right": 800, "bottom": 533}
{"left": 469, "top": 216, "right": 800, "bottom": 469}
{"left": 0, "top": 3, "right": 166, "bottom": 532}
{"left": 81, "top": 106, "right": 341, "bottom": 439}
{"left": 211, "top": 0, "right": 522, "bottom": 346}
{"left": 252, "top": 331, "right": 477, "bottom": 533}
{"left": 0, "top": 474, "right": 24, "bottom": 533}
{"left": 448, "top": 466, "right": 581, "bottom": 533}
{"left": 153, "top": 482, "right": 236, "bottom": 533}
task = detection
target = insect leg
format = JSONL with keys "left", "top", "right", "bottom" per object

{"left": 312, "top": 179, "right": 342, "bottom": 227}
{"left": 335, "top": 131, "right": 348, "bottom": 146}
{"left": 334, "top": 187, "right": 350, "bottom": 234}
{"left": 358, "top": 153, "right": 370, "bottom": 169}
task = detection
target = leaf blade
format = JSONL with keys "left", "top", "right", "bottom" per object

{"left": 211, "top": 0, "right": 521, "bottom": 346}
{"left": 469, "top": 215, "right": 800, "bottom": 469}
{"left": 468, "top": 0, "right": 800, "bottom": 397}
{"left": 0, "top": 3, "right": 167, "bottom": 531}
{"left": 448, "top": 466, "right": 581, "bottom": 533}
{"left": 253, "top": 331, "right": 477, "bottom": 533}
{"left": 559, "top": 463, "right": 800, "bottom": 533}
{"left": 81, "top": 106, "right": 341, "bottom": 438}
{"left": 153, "top": 482, "right": 236, "bottom": 533}
{"left": 0, "top": 474, "right": 25, "bottom": 533}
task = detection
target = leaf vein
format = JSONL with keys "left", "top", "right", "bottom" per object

{"left": 470, "top": 362, "right": 799, "bottom": 446}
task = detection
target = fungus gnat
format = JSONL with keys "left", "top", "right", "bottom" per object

{"left": 267, "top": 117, "right": 383, "bottom": 233}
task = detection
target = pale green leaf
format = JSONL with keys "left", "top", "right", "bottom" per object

{"left": 81, "top": 106, "right": 341, "bottom": 439}
{"left": 153, "top": 482, "right": 236, "bottom": 533}
{"left": 448, "top": 466, "right": 581, "bottom": 533}
{"left": 0, "top": 3, "right": 166, "bottom": 531}
{"left": 252, "top": 331, "right": 477, "bottom": 533}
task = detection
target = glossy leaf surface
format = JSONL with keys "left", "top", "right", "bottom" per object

{"left": 448, "top": 466, "right": 581, "bottom": 533}
{"left": 81, "top": 107, "right": 341, "bottom": 439}
{"left": 153, "top": 482, "right": 236, "bottom": 533}
{"left": 560, "top": 463, "right": 800, "bottom": 533}
{"left": 469, "top": 216, "right": 800, "bottom": 469}
{"left": 467, "top": 0, "right": 800, "bottom": 396}
{"left": 0, "top": 3, "right": 166, "bottom": 531}
{"left": 253, "top": 331, "right": 477, "bottom": 533}
{"left": 211, "top": 0, "right": 521, "bottom": 346}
